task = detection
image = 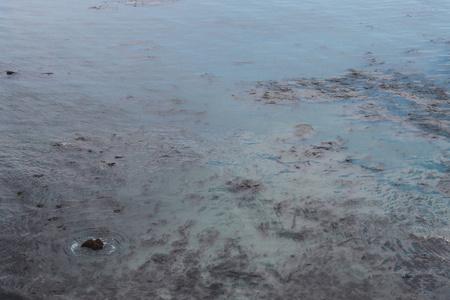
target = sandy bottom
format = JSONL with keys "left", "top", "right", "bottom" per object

{"left": 1, "top": 66, "right": 448, "bottom": 299}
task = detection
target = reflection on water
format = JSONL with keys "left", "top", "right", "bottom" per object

{"left": 0, "top": 0, "right": 449, "bottom": 299}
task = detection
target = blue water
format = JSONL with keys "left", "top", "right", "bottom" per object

{"left": 0, "top": 0, "right": 449, "bottom": 299}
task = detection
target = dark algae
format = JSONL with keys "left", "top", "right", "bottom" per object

{"left": 248, "top": 69, "right": 449, "bottom": 139}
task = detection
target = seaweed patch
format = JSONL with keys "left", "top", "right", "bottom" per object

{"left": 247, "top": 69, "right": 449, "bottom": 139}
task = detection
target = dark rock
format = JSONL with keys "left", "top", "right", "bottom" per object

{"left": 6, "top": 70, "right": 16, "bottom": 75}
{"left": 81, "top": 238, "right": 104, "bottom": 250}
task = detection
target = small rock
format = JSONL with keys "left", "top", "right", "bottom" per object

{"left": 81, "top": 238, "right": 104, "bottom": 250}
{"left": 6, "top": 70, "right": 16, "bottom": 75}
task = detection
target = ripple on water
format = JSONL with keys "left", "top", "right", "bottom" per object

{"left": 64, "top": 228, "right": 129, "bottom": 258}
{"left": 0, "top": 209, "right": 38, "bottom": 263}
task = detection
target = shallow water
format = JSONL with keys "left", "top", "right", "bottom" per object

{"left": 0, "top": 0, "right": 449, "bottom": 299}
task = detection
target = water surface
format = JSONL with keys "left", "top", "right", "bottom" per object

{"left": 0, "top": 0, "right": 449, "bottom": 299}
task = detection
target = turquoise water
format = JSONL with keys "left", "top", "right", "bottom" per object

{"left": 0, "top": 1, "right": 449, "bottom": 299}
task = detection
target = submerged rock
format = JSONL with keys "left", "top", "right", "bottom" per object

{"left": 292, "top": 123, "right": 315, "bottom": 140}
{"left": 81, "top": 238, "right": 104, "bottom": 250}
